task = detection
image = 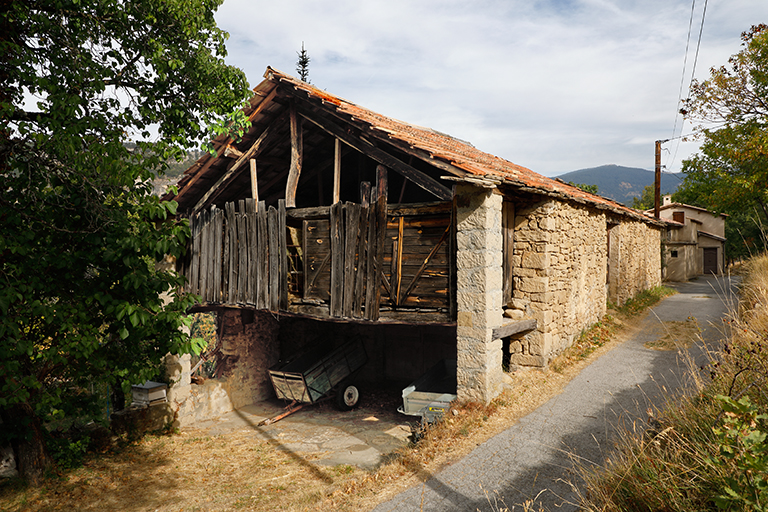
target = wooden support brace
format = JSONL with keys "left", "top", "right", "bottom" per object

{"left": 492, "top": 319, "right": 537, "bottom": 340}
{"left": 286, "top": 104, "right": 303, "bottom": 208}
{"left": 333, "top": 138, "right": 341, "bottom": 204}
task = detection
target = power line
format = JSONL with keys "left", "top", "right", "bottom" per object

{"left": 670, "top": 0, "right": 697, "bottom": 142}
{"left": 668, "top": 0, "right": 709, "bottom": 173}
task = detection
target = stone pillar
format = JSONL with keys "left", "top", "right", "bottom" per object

{"left": 165, "top": 353, "right": 191, "bottom": 404}
{"left": 455, "top": 184, "right": 504, "bottom": 403}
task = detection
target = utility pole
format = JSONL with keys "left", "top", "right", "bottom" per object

{"left": 654, "top": 139, "right": 669, "bottom": 219}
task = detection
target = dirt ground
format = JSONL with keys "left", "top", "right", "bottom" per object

{"left": 0, "top": 309, "right": 661, "bottom": 511}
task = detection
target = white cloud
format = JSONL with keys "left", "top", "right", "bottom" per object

{"left": 215, "top": 0, "right": 768, "bottom": 176}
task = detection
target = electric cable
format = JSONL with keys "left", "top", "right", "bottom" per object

{"left": 668, "top": 0, "right": 709, "bottom": 174}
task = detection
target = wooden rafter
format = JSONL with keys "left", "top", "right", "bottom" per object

{"left": 193, "top": 110, "right": 287, "bottom": 211}
{"left": 294, "top": 104, "right": 453, "bottom": 201}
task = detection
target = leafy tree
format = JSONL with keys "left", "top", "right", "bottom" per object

{"left": 568, "top": 182, "right": 598, "bottom": 195}
{"left": 678, "top": 24, "right": 768, "bottom": 254}
{"left": 0, "top": 0, "right": 250, "bottom": 483}
{"left": 296, "top": 42, "right": 311, "bottom": 83}
{"left": 631, "top": 185, "right": 655, "bottom": 210}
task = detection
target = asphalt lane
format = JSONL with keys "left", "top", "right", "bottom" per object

{"left": 373, "top": 275, "right": 738, "bottom": 512}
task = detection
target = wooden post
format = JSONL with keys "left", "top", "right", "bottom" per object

{"left": 250, "top": 159, "right": 259, "bottom": 203}
{"left": 371, "top": 165, "right": 388, "bottom": 319}
{"left": 286, "top": 104, "right": 303, "bottom": 208}
{"left": 654, "top": 140, "right": 661, "bottom": 219}
{"left": 333, "top": 138, "right": 341, "bottom": 204}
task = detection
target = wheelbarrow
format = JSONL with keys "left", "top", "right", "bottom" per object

{"left": 258, "top": 339, "right": 367, "bottom": 426}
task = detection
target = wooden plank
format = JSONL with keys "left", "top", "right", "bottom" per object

{"left": 286, "top": 205, "right": 331, "bottom": 220}
{"left": 492, "top": 319, "right": 537, "bottom": 340}
{"left": 370, "top": 166, "right": 388, "bottom": 319}
{"left": 333, "top": 138, "right": 341, "bottom": 204}
{"left": 286, "top": 104, "right": 303, "bottom": 208}
{"left": 250, "top": 159, "right": 259, "bottom": 203}
{"left": 394, "top": 217, "right": 404, "bottom": 305}
{"left": 297, "top": 106, "right": 453, "bottom": 201}
{"left": 257, "top": 201, "right": 268, "bottom": 309}
{"left": 343, "top": 203, "right": 360, "bottom": 317}
{"left": 302, "top": 219, "right": 311, "bottom": 299}
{"left": 237, "top": 200, "right": 248, "bottom": 303}
{"left": 278, "top": 199, "right": 288, "bottom": 310}
{"left": 246, "top": 199, "right": 257, "bottom": 305}
{"left": 213, "top": 208, "right": 223, "bottom": 302}
{"left": 449, "top": 194, "right": 457, "bottom": 320}
{"left": 503, "top": 201, "right": 514, "bottom": 306}
{"left": 329, "top": 202, "right": 343, "bottom": 317}
{"left": 222, "top": 208, "right": 229, "bottom": 300}
{"left": 353, "top": 198, "right": 370, "bottom": 318}
{"left": 199, "top": 210, "right": 210, "bottom": 302}
{"left": 226, "top": 202, "right": 237, "bottom": 304}
{"left": 387, "top": 201, "right": 452, "bottom": 217}
{"left": 399, "top": 225, "right": 451, "bottom": 302}
{"left": 189, "top": 213, "right": 201, "bottom": 295}
{"left": 268, "top": 205, "right": 279, "bottom": 311}
{"left": 364, "top": 188, "right": 378, "bottom": 320}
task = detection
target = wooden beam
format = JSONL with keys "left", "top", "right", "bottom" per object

{"left": 296, "top": 106, "right": 453, "bottom": 201}
{"left": 492, "top": 319, "right": 537, "bottom": 340}
{"left": 250, "top": 159, "right": 259, "bottom": 203}
{"left": 223, "top": 145, "right": 243, "bottom": 159}
{"left": 193, "top": 122, "right": 277, "bottom": 211}
{"left": 175, "top": 87, "right": 279, "bottom": 207}
{"left": 285, "top": 104, "right": 303, "bottom": 208}
{"left": 333, "top": 138, "right": 341, "bottom": 204}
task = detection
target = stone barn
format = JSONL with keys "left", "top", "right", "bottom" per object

{"left": 162, "top": 68, "right": 664, "bottom": 425}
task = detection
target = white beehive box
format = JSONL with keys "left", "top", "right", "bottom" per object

{"left": 131, "top": 381, "right": 168, "bottom": 406}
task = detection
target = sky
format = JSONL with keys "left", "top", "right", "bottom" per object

{"left": 214, "top": 0, "right": 768, "bottom": 178}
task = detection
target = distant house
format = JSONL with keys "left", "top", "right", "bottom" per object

{"left": 648, "top": 195, "right": 727, "bottom": 281}
{"left": 161, "top": 67, "right": 666, "bottom": 424}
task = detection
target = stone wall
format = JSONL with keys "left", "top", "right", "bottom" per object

{"left": 611, "top": 219, "right": 662, "bottom": 305}
{"left": 504, "top": 198, "right": 661, "bottom": 368}
{"left": 507, "top": 199, "right": 607, "bottom": 366}
{"left": 166, "top": 309, "right": 280, "bottom": 427}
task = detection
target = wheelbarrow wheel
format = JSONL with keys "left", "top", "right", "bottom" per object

{"left": 336, "top": 382, "right": 360, "bottom": 411}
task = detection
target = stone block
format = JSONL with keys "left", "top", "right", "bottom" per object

{"left": 457, "top": 311, "right": 473, "bottom": 327}
{"left": 517, "top": 276, "right": 548, "bottom": 294}
{"left": 521, "top": 251, "right": 549, "bottom": 270}
{"left": 508, "top": 353, "right": 547, "bottom": 367}
{"left": 503, "top": 308, "right": 524, "bottom": 320}
{"left": 538, "top": 217, "right": 556, "bottom": 231}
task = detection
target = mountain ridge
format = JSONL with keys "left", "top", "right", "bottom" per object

{"left": 554, "top": 164, "right": 683, "bottom": 205}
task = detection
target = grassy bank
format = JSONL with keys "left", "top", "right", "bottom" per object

{"left": 580, "top": 255, "right": 768, "bottom": 511}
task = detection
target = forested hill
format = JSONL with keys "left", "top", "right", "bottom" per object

{"left": 555, "top": 164, "right": 683, "bottom": 205}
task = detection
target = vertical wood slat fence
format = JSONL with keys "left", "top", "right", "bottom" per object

{"left": 183, "top": 198, "right": 287, "bottom": 310}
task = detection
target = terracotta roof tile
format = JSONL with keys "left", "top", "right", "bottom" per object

{"left": 265, "top": 68, "right": 662, "bottom": 225}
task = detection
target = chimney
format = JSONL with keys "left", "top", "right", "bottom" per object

{"left": 663, "top": 195, "right": 672, "bottom": 206}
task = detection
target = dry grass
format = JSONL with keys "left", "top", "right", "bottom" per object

{"left": 0, "top": 290, "right": 676, "bottom": 512}
{"left": 579, "top": 256, "right": 768, "bottom": 511}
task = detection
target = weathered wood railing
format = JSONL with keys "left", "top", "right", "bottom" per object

{"left": 181, "top": 197, "right": 454, "bottom": 323}
{"left": 182, "top": 198, "right": 287, "bottom": 310}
